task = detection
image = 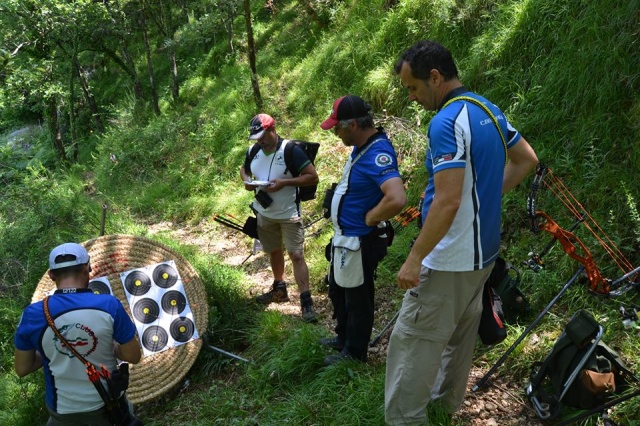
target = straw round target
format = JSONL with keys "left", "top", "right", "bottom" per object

{"left": 33, "top": 234, "right": 209, "bottom": 404}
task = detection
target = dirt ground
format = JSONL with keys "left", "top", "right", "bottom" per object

{"left": 148, "top": 220, "right": 546, "bottom": 425}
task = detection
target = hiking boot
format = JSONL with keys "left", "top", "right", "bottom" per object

{"left": 256, "top": 281, "right": 289, "bottom": 304}
{"left": 301, "top": 303, "right": 318, "bottom": 323}
{"left": 300, "top": 291, "right": 318, "bottom": 323}
{"left": 319, "top": 336, "right": 345, "bottom": 351}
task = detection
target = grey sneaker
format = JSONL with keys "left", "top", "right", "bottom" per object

{"left": 301, "top": 303, "right": 318, "bottom": 323}
{"left": 256, "top": 281, "right": 289, "bottom": 304}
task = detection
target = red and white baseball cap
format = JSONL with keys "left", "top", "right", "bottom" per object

{"left": 248, "top": 114, "right": 276, "bottom": 140}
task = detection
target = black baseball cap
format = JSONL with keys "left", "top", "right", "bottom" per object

{"left": 320, "top": 95, "right": 372, "bottom": 130}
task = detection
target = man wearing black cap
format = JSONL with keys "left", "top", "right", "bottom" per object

{"left": 14, "top": 243, "right": 143, "bottom": 425}
{"left": 240, "top": 113, "right": 320, "bottom": 322}
{"left": 319, "top": 95, "right": 406, "bottom": 365}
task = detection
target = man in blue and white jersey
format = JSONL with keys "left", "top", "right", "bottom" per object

{"left": 319, "top": 95, "right": 406, "bottom": 365}
{"left": 14, "top": 243, "right": 142, "bottom": 425}
{"left": 385, "top": 41, "right": 539, "bottom": 425}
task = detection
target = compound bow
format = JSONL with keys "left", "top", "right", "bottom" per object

{"left": 525, "top": 163, "right": 639, "bottom": 295}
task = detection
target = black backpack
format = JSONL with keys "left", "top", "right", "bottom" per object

{"left": 244, "top": 139, "right": 320, "bottom": 201}
{"left": 489, "top": 257, "right": 529, "bottom": 323}
{"left": 477, "top": 256, "right": 527, "bottom": 345}
{"left": 526, "top": 310, "right": 637, "bottom": 420}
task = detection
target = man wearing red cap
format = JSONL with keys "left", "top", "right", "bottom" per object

{"left": 240, "top": 113, "right": 320, "bottom": 322}
{"left": 319, "top": 95, "right": 406, "bottom": 365}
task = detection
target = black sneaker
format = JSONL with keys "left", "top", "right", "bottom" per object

{"left": 323, "top": 350, "right": 366, "bottom": 366}
{"left": 256, "top": 281, "right": 289, "bottom": 304}
{"left": 319, "top": 336, "right": 344, "bottom": 351}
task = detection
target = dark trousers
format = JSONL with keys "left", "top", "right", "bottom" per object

{"left": 328, "top": 231, "right": 387, "bottom": 360}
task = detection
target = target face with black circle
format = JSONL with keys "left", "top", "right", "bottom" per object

{"left": 142, "top": 325, "right": 169, "bottom": 352}
{"left": 152, "top": 263, "right": 179, "bottom": 288}
{"left": 132, "top": 298, "right": 160, "bottom": 324}
{"left": 123, "top": 270, "right": 152, "bottom": 296}
{"left": 120, "top": 260, "right": 199, "bottom": 356}
{"left": 88, "top": 278, "right": 112, "bottom": 295}
{"left": 170, "top": 317, "right": 195, "bottom": 342}
{"left": 161, "top": 290, "right": 186, "bottom": 315}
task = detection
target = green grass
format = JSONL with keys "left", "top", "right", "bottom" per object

{"left": 2, "top": 0, "right": 640, "bottom": 424}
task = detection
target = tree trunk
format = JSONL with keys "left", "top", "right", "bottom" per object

{"left": 46, "top": 96, "right": 68, "bottom": 163}
{"left": 243, "top": 0, "right": 262, "bottom": 110}
{"left": 120, "top": 46, "right": 145, "bottom": 100}
{"left": 70, "top": 39, "right": 78, "bottom": 162}
{"left": 104, "top": 0, "right": 144, "bottom": 101}
{"left": 225, "top": 2, "right": 235, "bottom": 53}
{"left": 140, "top": 0, "right": 161, "bottom": 116}
{"left": 163, "top": 2, "right": 179, "bottom": 102}
{"left": 181, "top": 0, "right": 189, "bottom": 23}
{"left": 73, "top": 58, "right": 105, "bottom": 134}
{"left": 169, "top": 46, "right": 179, "bottom": 102}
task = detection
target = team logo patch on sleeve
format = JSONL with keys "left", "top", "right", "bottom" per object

{"left": 433, "top": 153, "right": 454, "bottom": 166}
{"left": 375, "top": 153, "right": 393, "bottom": 167}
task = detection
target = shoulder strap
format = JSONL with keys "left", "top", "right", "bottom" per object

{"left": 443, "top": 96, "right": 508, "bottom": 166}
{"left": 244, "top": 143, "right": 262, "bottom": 174}
{"left": 351, "top": 137, "right": 383, "bottom": 167}
{"left": 283, "top": 139, "right": 297, "bottom": 176}
{"left": 44, "top": 296, "right": 91, "bottom": 366}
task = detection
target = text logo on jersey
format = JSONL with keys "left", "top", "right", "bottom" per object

{"left": 375, "top": 153, "right": 393, "bottom": 167}
{"left": 433, "top": 153, "right": 454, "bottom": 166}
{"left": 52, "top": 323, "right": 98, "bottom": 358}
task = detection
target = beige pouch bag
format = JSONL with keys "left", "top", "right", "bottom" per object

{"left": 332, "top": 235, "right": 364, "bottom": 288}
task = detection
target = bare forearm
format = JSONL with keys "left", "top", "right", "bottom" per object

{"left": 279, "top": 173, "right": 318, "bottom": 188}
{"left": 397, "top": 200, "right": 458, "bottom": 289}
{"left": 502, "top": 137, "right": 538, "bottom": 194}
{"left": 115, "top": 337, "right": 142, "bottom": 364}
{"left": 14, "top": 349, "right": 42, "bottom": 377}
{"left": 239, "top": 166, "right": 258, "bottom": 191}
{"left": 409, "top": 202, "right": 457, "bottom": 261}
{"left": 365, "top": 177, "right": 407, "bottom": 225}
{"left": 366, "top": 194, "right": 406, "bottom": 225}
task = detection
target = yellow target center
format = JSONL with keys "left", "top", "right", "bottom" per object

{"left": 143, "top": 307, "right": 150, "bottom": 314}
{"left": 135, "top": 279, "right": 142, "bottom": 287}
{"left": 179, "top": 326, "right": 186, "bottom": 333}
{"left": 162, "top": 272, "right": 169, "bottom": 279}
{"left": 152, "top": 335, "right": 159, "bottom": 342}
{"left": 171, "top": 299, "right": 177, "bottom": 306}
